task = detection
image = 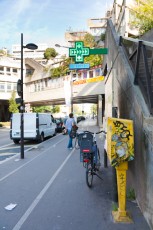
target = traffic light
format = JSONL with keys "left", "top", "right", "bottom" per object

{"left": 17, "top": 79, "right": 22, "bottom": 96}
{"left": 15, "top": 98, "right": 22, "bottom": 104}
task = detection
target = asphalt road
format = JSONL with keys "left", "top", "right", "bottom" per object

{"left": 0, "top": 121, "right": 150, "bottom": 230}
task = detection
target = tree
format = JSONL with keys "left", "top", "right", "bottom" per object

{"left": 90, "top": 104, "right": 97, "bottom": 115}
{"left": 32, "top": 106, "right": 52, "bottom": 113}
{"left": 8, "top": 91, "right": 19, "bottom": 113}
{"left": 51, "top": 105, "right": 60, "bottom": 113}
{"left": 32, "top": 105, "right": 60, "bottom": 113}
{"left": 83, "top": 33, "right": 103, "bottom": 67}
{"left": 44, "top": 48, "right": 58, "bottom": 60}
{"left": 131, "top": 0, "right": 153, "bottom": 35}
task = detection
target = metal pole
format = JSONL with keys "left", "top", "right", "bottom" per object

{"left": 20, "top": 33, "right": 24, "bottom": 159}
{"left": 70, "top": 69, "right": 73, "bottom": 113}
{"left": 112, "top": 106, "right": 118, "bottom": 202}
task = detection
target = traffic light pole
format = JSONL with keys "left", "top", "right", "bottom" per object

{"left": 20, "top": 33, "right": 24, "bottom": 159}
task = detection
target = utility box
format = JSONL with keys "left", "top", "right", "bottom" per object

{"left": 107, "top": 117, "right": 134, "bottom": 167}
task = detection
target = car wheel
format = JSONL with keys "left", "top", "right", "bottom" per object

{"left": 53, "top": 129, "right": 57, "bottom": 136}
{"left": 39, "top": 133, "right": 44, "bottom": 143}
{"left": 13, "top": 139, "right": 20, "bottom": 144}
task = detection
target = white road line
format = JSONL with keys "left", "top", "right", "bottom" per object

{"left": 0, "top": 137, "right": 66, "bottom": 181}
{"left": 0, "top": 143, "right": 13, "bottom": 149}
{"left": 12, "top": 148, "right": 74, "bottom": 230}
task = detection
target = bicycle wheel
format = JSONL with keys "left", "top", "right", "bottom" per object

{"left": 86, "top": 163, "right": 93, "bottom": 188}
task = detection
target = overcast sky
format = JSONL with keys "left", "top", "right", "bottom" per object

{"left": 0, "top": 0, "right": 113, "bottom": 53}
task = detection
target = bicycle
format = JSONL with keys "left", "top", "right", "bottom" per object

{"left": 75, "top": 130, "right": 106, "bottom": 188}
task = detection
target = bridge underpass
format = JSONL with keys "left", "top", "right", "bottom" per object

{"left": 25, "top": 76, "right": 105, "bottom": 126}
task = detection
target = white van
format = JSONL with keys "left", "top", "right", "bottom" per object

{"left": 10, "top": 113, "right": 57, "bottom": 144}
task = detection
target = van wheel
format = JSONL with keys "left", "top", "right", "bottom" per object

{"left": 13, "top": 140, "right": 19, "bottom": 144}
{"left": 53, "top": 129, "right": 57, "bottom": 136}
{"left": 39, "top": 133, "right": 44, "bottom": 142}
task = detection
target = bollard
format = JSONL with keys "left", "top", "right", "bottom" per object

{"left": 112, "top": 162, "right": 133, "bottom": 223}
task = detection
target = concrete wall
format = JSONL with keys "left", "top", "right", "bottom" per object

{"left": 104, "top": 19, "right": 153, "bottom": 229}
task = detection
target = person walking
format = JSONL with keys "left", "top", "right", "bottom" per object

{"left": 65, "top": 113, "right": 75, "bottom": 149}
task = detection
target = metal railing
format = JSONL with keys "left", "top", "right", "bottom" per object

{"left": 119, "top": 36, "right": 153, "bottom": 115}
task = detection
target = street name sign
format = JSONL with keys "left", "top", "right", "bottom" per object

{"left": 69, "top": 63, "right": 90, "bottom": 70}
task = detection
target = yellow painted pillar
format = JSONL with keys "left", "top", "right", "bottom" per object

{"left": 112, "top": 161, "right": 133, "bottom": 223}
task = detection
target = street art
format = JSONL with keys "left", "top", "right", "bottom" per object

{"left": 107, "top": 118, "right": 134, "bottom": 167}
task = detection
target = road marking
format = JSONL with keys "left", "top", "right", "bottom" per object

{"left": 0, "top": 143, "right": 13, "bottom": 150}
{"left": 12, "top": 148, "right": 74, "bottom": 230}
{"left": 0, "top": 137, "right": 66, "bottom": 180}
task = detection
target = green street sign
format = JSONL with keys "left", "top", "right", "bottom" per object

{"left": 69, "top": 41, "right": 108, "bottom": 64}
{"left": 69, "top": 41, "right": 89, "bottom": 63}
{"left": 90, "top": 48, "right": 108, "bottom": 55}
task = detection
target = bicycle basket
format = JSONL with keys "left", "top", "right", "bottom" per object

{"left": 78, "top": 132, "right": 93, "bottom": 153}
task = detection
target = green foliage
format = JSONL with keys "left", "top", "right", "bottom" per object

{"left": 32, "top": 105, "right": 60, "bottom": 113}
{"left": 83, "top": 33, "right": 96, "bottom": 48}
{"left": 52, "top": 105, "right": 60, "bottom": 113}
{"left": 131, "top": 0, "right": 153, "bottom": 35}
{"left": 32, "top": 106, "right": 52, "bottom": 113}
{"left": 127, "top": 188, "right": 136, "bottom": 200}
{"left": 83, "top": 33, "right": 103, "bottom": 67}
{"left": 84, "top": 55, "right": 102, "bottom": 67}
{"left": 44, "top": 48, "right": 58, "bottom": 60}
{"left": 100, "top": 33, "right": 105, "bottom": 41}
{"left": 8, "top": 91, "right": 19, "bottom": 113}
{"left": 49, "top": 57, "right": 71, "bottom": 78}
{"left": 112, "top": 202, "right": 118, "bottom": 211}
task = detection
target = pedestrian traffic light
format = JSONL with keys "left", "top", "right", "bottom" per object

{"left": 15, "top": 98, "right": 22, "bottom": 104}
{"left": 17, "top": 79, "right": 22, "bottom": 96}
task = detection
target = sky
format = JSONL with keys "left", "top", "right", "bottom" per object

{"left": 0, "top": 0, "right": 113, "bottom": 54}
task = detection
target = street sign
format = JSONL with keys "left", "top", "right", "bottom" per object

{"left": 69, "top": 63, "right": 90, "bottom": 70}
{"left": 90, "top": 48, "right": 108, "bottom": 55}
{"left": 69, "top": 41, "right": 89, "bottom": 63}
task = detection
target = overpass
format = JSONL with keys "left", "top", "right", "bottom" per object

{"left": 24, "top": 58, "right": 105, "bottom": 124}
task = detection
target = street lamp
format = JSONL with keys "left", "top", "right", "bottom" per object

{"left": 55, "top": 43, "right": 73, "bottom": 113}
{"left": 20, "top": 33, "right": 38, "bottom": 159}
{"left": 55, "top": 44, "right": 70, "bottom": 49}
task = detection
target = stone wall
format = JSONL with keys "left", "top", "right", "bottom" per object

{"left": 104, "top": 19, "right": 153, "bottom": 229}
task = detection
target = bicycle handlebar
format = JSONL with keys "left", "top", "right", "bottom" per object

{"left": 78, "top": 130, "right": 107, "bottom": 135}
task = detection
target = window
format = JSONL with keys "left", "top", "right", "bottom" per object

{"left": 7, "top": 83, "right": 12, "bottom": 92}
{"left": 0, "top": 83, "right": 5, "bottom": 91}
{"left": 89, "top": 71, "right": 93, "bottom": 78}
{"left": 13, "top": 68, "right": 17, "bottom": 73}
{"left": 13, "top": 83, "right": 17, "bottom": 91}
{"left": 95, "top": 68, "right": 101, "bottom": 76}
{"left": 83, "top": 71, "right": 87, "bottom": 79}
{"left": 0, "top": 66, "right": 4, "bottom": 71}
{"left": 6, "top": 67, "right": 10, "bottom": 72}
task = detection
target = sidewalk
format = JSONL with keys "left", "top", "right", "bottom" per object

{"left": 77, "top": 121, "right": 150, "bottom": 230}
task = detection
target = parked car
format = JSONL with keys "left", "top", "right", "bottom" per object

{"left": 10, "top": 113, "right": 57, "bottom": 143}
{"left": 77, "top": 116, "right": 86, "bottom": 123}
{"left": 55, "top": 118, "right": 64, "bottom": 132}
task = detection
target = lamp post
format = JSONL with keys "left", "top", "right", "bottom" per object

{"left": 20, "top": 33, "right": 38, "bottom": 159}
{"left": 55, "top": 43, "right": 73, "bottom": 113}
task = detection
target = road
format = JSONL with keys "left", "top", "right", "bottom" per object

{"left": 0, "top": 127, "right": 40, "bottom": 163}
{"left": 0, "top": 120, "right": 150, "bottom": 230}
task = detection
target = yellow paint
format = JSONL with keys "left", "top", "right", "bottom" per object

{"left": 107, "top": 117, "right": 134, "bottom": 167}
{"left": 112, "top": 162, "right": 133, "bottom": 223}
{"left": 73, "top": 76, "right": 104, "bottom": 85}
{"left": 107, "top": 118, "right": 134, "bottom": 222}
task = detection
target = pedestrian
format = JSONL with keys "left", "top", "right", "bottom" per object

{"left": 65, "top": 113, "right": 75, "bottom": 149}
